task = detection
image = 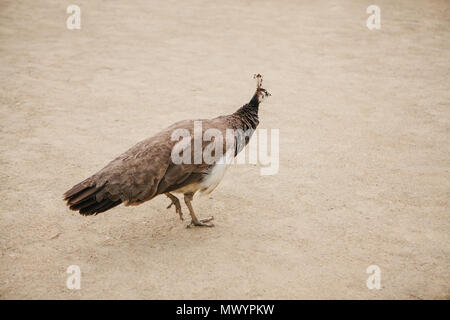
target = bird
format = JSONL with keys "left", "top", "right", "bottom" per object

{"left": 63, "top": 74, "right": 270, "bottom": 227}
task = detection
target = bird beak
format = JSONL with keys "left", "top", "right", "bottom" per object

{"left": 260, "top": 88, "right": 271, "bottom": 97}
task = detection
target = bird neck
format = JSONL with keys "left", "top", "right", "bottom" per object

{"left": 232, "top": 93, "right": 260, "bottom": 131}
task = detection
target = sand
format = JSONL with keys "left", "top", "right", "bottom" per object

{"left": 0, "top": 0, "right": 449, "bottom": 299}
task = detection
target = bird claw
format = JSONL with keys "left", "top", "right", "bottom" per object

{"left": 186, "top": 216, "right": 214, "bottom": 228}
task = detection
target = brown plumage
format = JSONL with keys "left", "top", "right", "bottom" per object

{"left": 63, "top": 74, "right": 270, "bottom": 227}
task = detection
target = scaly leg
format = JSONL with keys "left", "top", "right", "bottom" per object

{"left": 165, "top": 192, "right": 183, "bottom": 220}
{"left": 184, "top": 192, "right": 214, "bottom": 228}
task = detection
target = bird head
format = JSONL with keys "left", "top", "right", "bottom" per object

{"left": 253, "top": 74, "right": 271, "bottom": 103}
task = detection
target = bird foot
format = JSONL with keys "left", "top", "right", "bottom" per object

{"left": 186, "top": 216, "right": 214, "bottom": 228}
{"left": 166, "top": 198, "right": 183, "bottom": 220}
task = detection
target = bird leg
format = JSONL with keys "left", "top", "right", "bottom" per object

{"left": 184, "top": 192, "right": 214, "bottom": 228}
{"left": 165, "top": 192, "right": 183, "bottom": 220}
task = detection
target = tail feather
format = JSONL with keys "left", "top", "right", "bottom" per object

{"left": 79, "top": 199, "right": 109, "bottom": 215}
{"left": 67, "top": 186, "right": 103, "bottom": 205}
{"left": 63, "top": 182, "right": 87, "bottom": 200}
{"left": 64, "top": 182, "right": 122, "bottom": 216}
{"left": 95, "top": 199, "right": 122, "bottom": 214}
{"left": 69, "top": 197, "right": 97, "bottom": 211}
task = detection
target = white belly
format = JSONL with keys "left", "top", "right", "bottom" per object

{"left": 199, "top": 162, "right": 229, "bottom": 194}
{"left": 173, "top": 149, "right": 233, "bottom": 195}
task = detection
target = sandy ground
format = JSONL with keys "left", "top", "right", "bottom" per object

{"left": 0, "top": 0, "right": 449, "bottom": 299}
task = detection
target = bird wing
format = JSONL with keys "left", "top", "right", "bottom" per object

{"left": 155, "top": 117, "right": 233, "bottom": 195}
{"left": 64, "top": 117, "right": 233, "bottom": 214}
